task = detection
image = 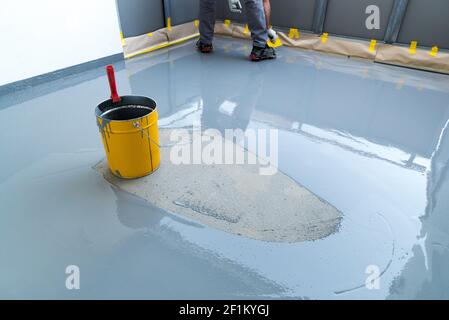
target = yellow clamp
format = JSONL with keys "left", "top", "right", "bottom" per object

{"left": 369, "top": 39, "right": 377, "bottom": 53}
{"left": 267, "top": 37, "right": 282, "bottom": 48}
{"left": 194, "top": 19, "right": 199, "bottom": 27}
{"left": 409, "top": 40, "right": 417, "bottom": 55}
{"left": 288, "top": 28, "right": 300, "bottom": 39}
{"left": 166, "top": 17, "right": 172, "bottom": 31}
{"left": 224, "top": 19, "right": 231, "bottom": 28}
{"left": 321, "top": 32, "right": 329, "bottom": 44}
{"left": 429, "top": 46, "right": 439, "bottom": 57}
{"left": 244, "top": 24, "right": 249, "bottom": 34}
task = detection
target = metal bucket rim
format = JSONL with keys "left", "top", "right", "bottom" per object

{"left": 95, "top": 95, "right": 157, "bottom": 123}
{"left": 99, "top": 105, "right": 156, "bottom": 123}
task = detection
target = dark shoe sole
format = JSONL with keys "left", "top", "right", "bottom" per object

{"left": 197, "top": 42, "right": 213, "bottom": 54}
{"left": 249, "top": 53, "right": 276, "bottom": 62}
{"left": 199, "top": 47, "right": 213, "bottom": 53}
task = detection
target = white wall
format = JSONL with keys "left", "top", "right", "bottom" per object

{"left": 0, "top": 0, "right": 123, "bottom": 86}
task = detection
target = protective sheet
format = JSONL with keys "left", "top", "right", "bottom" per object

{"left": 214, "top": 21, "right": 234, "bottom": 37}
{"left": 167, "top": 20, "right": 200, "bottom": 43}
{"left": 123, "top": 21, "right": 199, "bottom": 59}
{"left": 95, "top": 129, "right": 342, "bottom": 243}
{"left": 230, "top": 24, "right": 251, "bottom": 40}
{"left": 124, "top": 20, "right": 449, "bottom": 74}
{"left": 276, "top": 31, "right": 317, "bottom": 50}
{"left": 376, "top": 43, "right": 449, "bottom": 74}
{"left": 123, "top": 28, "right": 168, "bottom": 59}
{"left": 312, "top": 36, "right": 377, "bottom": 60}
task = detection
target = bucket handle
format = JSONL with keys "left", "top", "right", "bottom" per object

{"left": 133, "top": 121, "right": 161, "bottom": 149}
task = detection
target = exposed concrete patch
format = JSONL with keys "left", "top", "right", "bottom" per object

{"left": 95, "top": 129, "right": 342, "bottom": 243}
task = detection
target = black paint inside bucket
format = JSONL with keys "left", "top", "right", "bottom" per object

{"left": 101, "top": 105, "right": 152, "bottom": 121}
{"left": 96, "top": 95, "right": 157, "bottom": 121}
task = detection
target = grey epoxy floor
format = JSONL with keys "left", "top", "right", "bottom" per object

{"left": 1, "top": 37, "right": 449, "bottom": 299}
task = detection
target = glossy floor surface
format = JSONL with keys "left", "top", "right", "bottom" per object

{"left": 1, "top": 38, "right": 449, "bottom": 299}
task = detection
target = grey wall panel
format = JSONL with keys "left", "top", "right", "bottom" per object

{"left": 324, "top": 0, "right": 394, "bottom": 40}
{"left": 171, "top": 0, "right": 200, "bottom": 25}
{"left": 313, "top": 0, "right": 329, "bottom": 33}
{"left": 271, "top": 0, "right": 315, "bottom": 30}
{"left": 384, "top": 0, "right": 409, "bottom": 44}
{"left": 117, "top": 0, "right": 165, "bottom": 38}
{"left": 397, "top": 0, "right": 449, "bottom": 49}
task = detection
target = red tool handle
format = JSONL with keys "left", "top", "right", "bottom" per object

{"left": 106, "top": 65, "right": 121, "bottom": 103}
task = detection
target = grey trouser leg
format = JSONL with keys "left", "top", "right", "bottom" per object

{"left": 244, "top": 0, "right": 268, "bottom": 47}
{"left": 199, "top": 0, "right": 268, "bottom": 47}
{"left": 199, "top": 0, "right": 216, "bottom": 45}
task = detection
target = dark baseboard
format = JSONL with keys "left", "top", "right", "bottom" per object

{"left": 0, "top": 53, "right": 124, "bottom": 96}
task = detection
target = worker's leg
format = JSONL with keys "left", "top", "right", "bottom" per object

{"left": 199, "top": 0, "right": 216, "bottom": 45}
{"left": 243, "top": 0, "right": 268, "bottom": 48}
{"left": 263, "top": 0, "right": 271, "bottom": 28}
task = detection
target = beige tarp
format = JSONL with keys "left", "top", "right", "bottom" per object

{"left": 214, "top": 21, "right": 234, "bottom": 37}
{"left": 167, "top": 21, "right": 200, "bottom": 43}
{"left": 123, "top": 21, "right": 199, "bottom": 59}
{"left": 376, "top": 43, "right": 449, "bottom": 74}
{"left": 312, "top": 36, "right": 377, "bottom": 60}
{"left": 123, "top": 28, "right": 168, "bottom": 59}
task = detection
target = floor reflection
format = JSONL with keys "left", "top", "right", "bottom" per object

{"left": 127, "top": 38, "right": 449, "bottom": 298}
{"left": 113, "top": 187, "right": 288, "bottom": 299}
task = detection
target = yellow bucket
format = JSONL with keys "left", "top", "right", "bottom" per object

{"left": 96, "top": 95, "right": 160, "bottom": 179}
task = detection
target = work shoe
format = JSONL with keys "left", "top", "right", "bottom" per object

{"left": 250, "top": 44, "right": 276, "bottom": 61}
{"left": 196, "top": 40, "right": 213, "bottom": 53}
